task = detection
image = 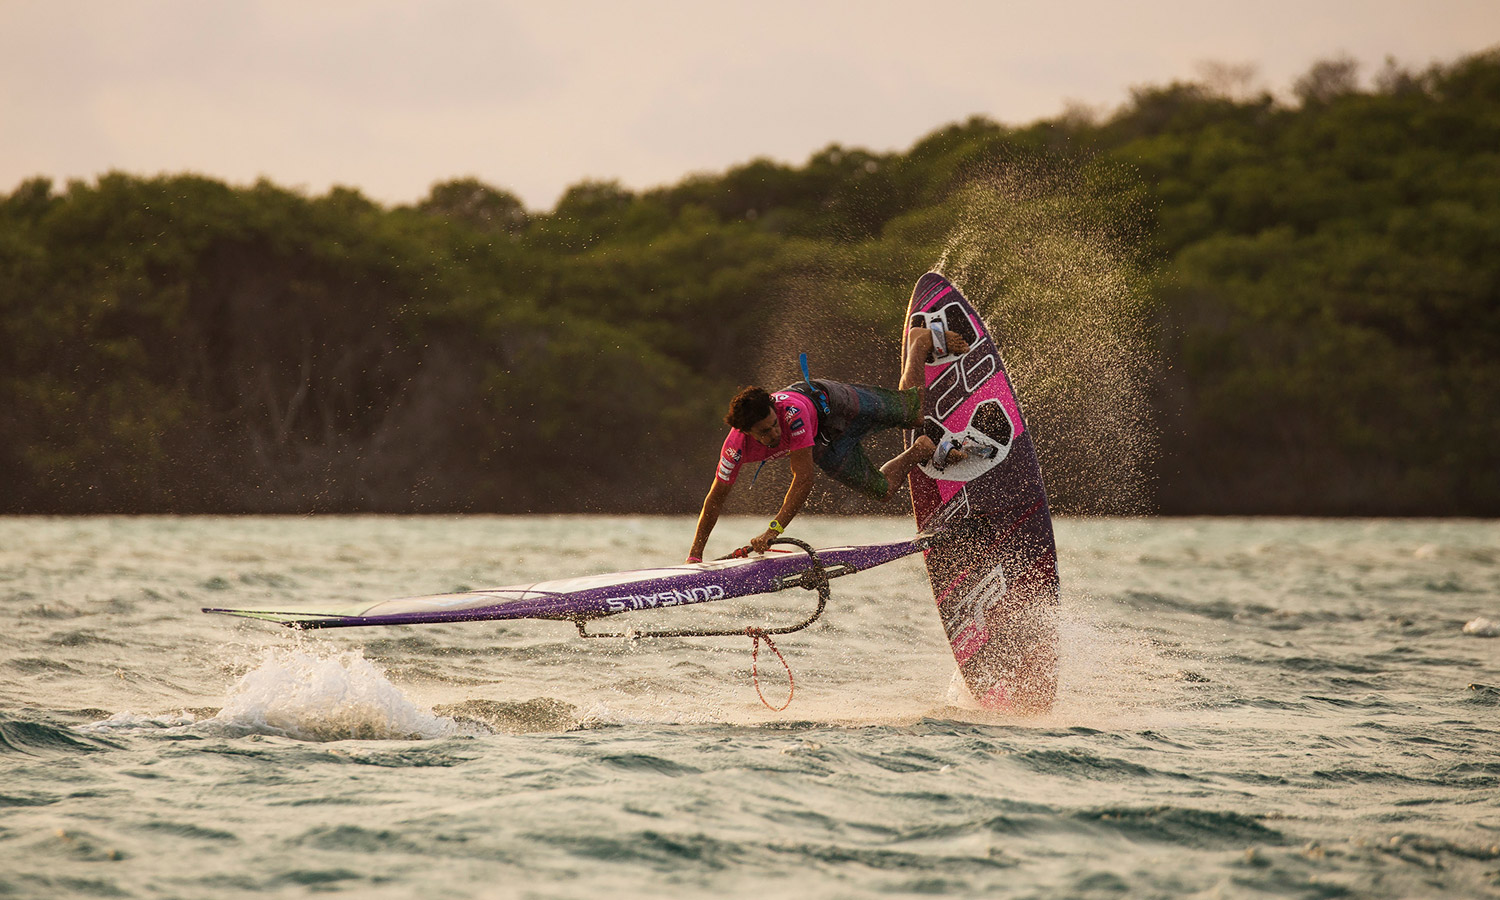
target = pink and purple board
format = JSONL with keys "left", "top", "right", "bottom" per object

{"left": 904, "top": 272, "right": 1059, "bottom": 712}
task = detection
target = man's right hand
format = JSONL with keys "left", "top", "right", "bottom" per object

{"left": 748, "top": 528, "right": 780, "bottom": 553}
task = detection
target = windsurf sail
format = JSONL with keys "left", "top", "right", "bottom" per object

{"left": 202, "top": 534, "right": 935, "bottom": 630}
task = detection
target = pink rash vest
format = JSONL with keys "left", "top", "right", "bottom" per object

{"left": 716, "top": 391, "right": 819, "bottom": 485}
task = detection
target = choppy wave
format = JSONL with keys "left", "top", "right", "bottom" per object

{"left": 434, "top": 697, "right": 579, "bottom": 733}
{"left": 1, "top": 515, "right": 1497, "bottom": 898}
{"left": 0, "top": 715, "right": 119, "bottom": 756}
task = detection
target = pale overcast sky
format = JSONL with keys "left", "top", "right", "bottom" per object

{"left": 1, "top": 0, "right": 1496, "bottom": 210}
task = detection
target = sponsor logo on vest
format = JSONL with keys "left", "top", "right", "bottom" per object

{"left": 605, "top": 584, "right": 726, "bottom": 613}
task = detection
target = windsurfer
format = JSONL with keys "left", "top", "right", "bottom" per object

{"left": 686, "top": 326, "right": 968, "bottom": 562}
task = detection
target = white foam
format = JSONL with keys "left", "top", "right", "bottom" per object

{"left": 922, "top": 610, "right": 1197, "bottom": 728}
{"left": 577, "top": 699, "right": 720, "bottom": 728}
{"left": 944, "top": 666, "right": 982, "bottom": 709}
{"left": 1462, "top": 617, "right": 1500, "bottom": 637}
{"left": 211, "top": 646, "right": 457, "bottom": 741}
{"left": 78, "top": 711, "right": 200, "bottom": 734}
{"left": 1046, "top": 607, "right": 1205, "bottom": 727}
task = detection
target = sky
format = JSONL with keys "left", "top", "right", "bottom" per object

{"left": 2, "top": 1, "right": 1497, "bottom": 211}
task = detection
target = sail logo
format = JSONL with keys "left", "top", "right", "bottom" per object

{"left": 605, "top": 585, "right": 726, "bottom": 613}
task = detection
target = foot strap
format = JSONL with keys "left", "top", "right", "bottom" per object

{"left": 966, "top": 440, "right": 998, "bottom": 460}
{"left": 932, "top": 436, "right": 959, "bottom": 471}
{"left": 929, "top": 319, "right": 948, "bottom": 359}
{"left": 932, "top": 437, "right": 998, "bottom": 471}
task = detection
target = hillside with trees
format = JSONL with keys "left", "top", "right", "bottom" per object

{"left": 2, "top": 49, "right": 1496, "bottom": 515}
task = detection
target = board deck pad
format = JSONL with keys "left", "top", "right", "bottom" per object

{"left": 905, "top": 272, "right": 1059, "bottom": 712}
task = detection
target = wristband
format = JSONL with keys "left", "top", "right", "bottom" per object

{"left": 686, "top": 556, "right": 702, "bottom": 564}
{"left": 768, "top": 519, "right": 785, "bottom": 535}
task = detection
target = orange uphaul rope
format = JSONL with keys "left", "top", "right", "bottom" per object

{"left": 748, "top": 627, "right": 794, "bottom": 711}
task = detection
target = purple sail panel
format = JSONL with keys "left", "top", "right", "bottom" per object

{"left": 203, "top": 536, "right": 927, "bottom": 629}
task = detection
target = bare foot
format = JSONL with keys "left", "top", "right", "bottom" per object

{"left": 912, "top": 435, "right": 968, "bottom": 466}
{"left": 942, "top": 329, "right": 971, "bottom": 356}
{"left": 906, "top": 326, "right": 968, "bottom": 362}
{"left": 902, "top": 326, "right": 973, "bottom": 390}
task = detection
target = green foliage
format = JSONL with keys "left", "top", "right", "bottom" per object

{"left": 2, "top": 48, "right": 1497, "bottom": 513}
{"left": 1126, "top": 50, "right": 1500, "bottom": 512}
{"left": 416, "top": 178, "right": 528, "bottom": 234}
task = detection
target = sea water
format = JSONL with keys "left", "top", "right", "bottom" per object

{"left": 0, "top": 515, "right": 1496, "bottom": 898}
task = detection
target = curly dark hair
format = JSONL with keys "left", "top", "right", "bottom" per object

{"left": 724, "top": 386, "right": 774, "bottom": 431}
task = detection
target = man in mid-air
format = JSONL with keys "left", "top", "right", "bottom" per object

{"left": 686, "top": 325, "right": 968, "bottom": 562}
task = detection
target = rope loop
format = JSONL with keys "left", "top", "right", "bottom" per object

{"left": 747, "top": 627, "right": 794, "bottom": 711}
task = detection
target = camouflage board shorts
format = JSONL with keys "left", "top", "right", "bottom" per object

{"left": 781, "top": 379, "right": 922, "bottom": 500}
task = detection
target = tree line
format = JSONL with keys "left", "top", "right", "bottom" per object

{"left": 2, "top": 49, "right": 1496, "bottom": 515}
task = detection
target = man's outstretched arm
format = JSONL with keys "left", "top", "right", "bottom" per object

{"left": 749, "top": 447, "right": 815, "bottom": 553}
{"left": 688, "top": 477, "right": 733, "bottom": 562}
